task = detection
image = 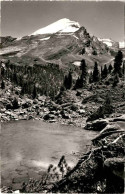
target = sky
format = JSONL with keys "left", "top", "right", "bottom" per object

{"left": 1, "top": 1, "right": 125, "bottom": 42}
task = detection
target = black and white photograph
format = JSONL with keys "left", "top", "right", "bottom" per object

{"left": 0, "top": 0, "right": 125, "bottom": 193}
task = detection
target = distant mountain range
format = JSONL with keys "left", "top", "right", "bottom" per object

{"left": 0, "top": 18, "right": 122, "bottom": 69}
{"left": 98, "top": 38, "right": 119, "bottom": 48}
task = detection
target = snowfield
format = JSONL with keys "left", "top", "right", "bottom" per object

{"left": 31, "top": 18, "right": 80, "bottom": 35}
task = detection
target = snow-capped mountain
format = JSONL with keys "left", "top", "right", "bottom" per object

{"left": 31, "top": 18, "right": 80, "bottom": 35}
{"left": 1, "top": 18, "right": 114, "bottom": 68}
{"left": 98, "top": 38, "right": 119, "bottom": 48}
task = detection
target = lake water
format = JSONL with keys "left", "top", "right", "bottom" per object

{"left": 1, "top": 120, "right": 97, "bottom": 189}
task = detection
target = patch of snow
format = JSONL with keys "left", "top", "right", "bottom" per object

{"left": 40, "top": 37, "right": 50, "bottom": 41}
{"left": 57, "top": 33, "right": 74, "bottom": 36}
{"left": 72, "top": 35, "right": 79, "bottom": 40}
{"left": 13, "top": 190, "right": 20, "bottom": 193}
{"left": 119, "top": 41, "right": 125, "bottom": 48}
{"left": 98, "top": 38, "right": 112, "bottom": 42}
{"left": 98, "top": 38, "right": 113, "bottom": 47}
{"left": 31, "top": 18, "right": 80, "bottom": 35}
{"left": 103, "top": 41, "right": 112, "bottom": 47}
{"left": 73, "top": 61, "right": 81, "bottom": 66}
{"left": 16, "top": 37, "right": 22, "bottom": 41}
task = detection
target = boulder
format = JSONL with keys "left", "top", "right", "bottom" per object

{"left": 5, "top": 110, "right": 11, "bottom": 115}
{"left": 0, "top": 108, "right": 6, "bottom": 113}
{"left": 43, "top": 113, "right": 55, "bottom": 120}
{"left": 84, "top": 119, "right": 108, "bottom": 131}
{"left": 33, "top": 99, "right": 38, "bottom": 104}
{"left": 38, "top": 96, "right": 46, "bottom": 102}
{"left": 60, "top": 110, "right": 71, "bottom": 119}
{"left": 87, "top": 104, "right": 114, "bottom": 122}
{"left": 100, "top": 123, "right": 121, "bottom": 134}
{"left": 22, "top": 102, "right": 30, "bottom": 109}
{"left": 49, "top": 103, "right": 60, "bottom": 111}
{"left": 1, "top": 186, "right": 13, "bottom": 193}
{"left": 78, "top": 109, "right": 85, "bottom": 114}
{"left": 50, "top": 111, "right": 57, "bottom": 115}
{"left": 62, "top": 114, "right": 71, "bottom": 119}
{"left": 76, "top": 91, "right": 82, "bottom": 96}
{"left": 49, "top": 119, "right": 56, "bottom": 123}
{"left": 112, "top": 114, "right": 125, "bottom": 122}
{"left": 70, "top": 104, "right": 78, "bottom": 111}
{"left": 39, "top": 112, "right": 44, "bottom": 117}
{"left": 104, "top": 157, "right": 124, "bottom": 179}
{"left": 61, "top": 102, "right": 72, "bottom": 108}
{"left": 6, "top": 103, "right": 13, "bottom": 109}
{"left": 28, "top": 115, "right": 34, "bottom": 120}
{"left": 82, "top": 94, "right": 103, "bottom": 104}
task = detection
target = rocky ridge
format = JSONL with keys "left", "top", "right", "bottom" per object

{"left": 0, "top": 19, "right": 112, "bottom": 69}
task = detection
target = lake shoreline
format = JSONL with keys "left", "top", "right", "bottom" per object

{"left": 1, "top": 119, "right": 98, "bottom": 191}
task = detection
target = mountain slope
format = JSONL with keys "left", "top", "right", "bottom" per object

{"left": 0, "top": 18, "right": 113, "bottom": 70}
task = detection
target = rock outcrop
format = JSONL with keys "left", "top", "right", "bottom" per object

{"left": 84, "top": 119, "right": 108, "bottom": 131}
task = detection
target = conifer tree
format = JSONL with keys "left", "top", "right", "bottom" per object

{"left": 63, "top": 75, "right": 68, "bottom": 89}
{"left": 112, "top": 73, "right": 119, "bottom": 87}
{"left": 74, "top": 59, "right": 88, "bottom": 89}
{"left": 80, "top": 59, "right": 87, "bottom": 83}
{"left": 122, "top": 60, "right": 125, "bottom": 78}
{"left": 33, "top": 85, "right": 37, "bottom": 99}
{"left": 13, "top": 73, "right": 18, "bottom": 84}
{"left": 81, "top": 48, "right": 85, "bottom": 55}
{"left": 101, "top": 66, "right": 103, "bottom": 80}
{"left": 1, "top": 80, "right": 5, "bottom": 89}
{"left": 92, "top": 50, "right": 97, "bottom": 55}
{"left": 114, "top": 50, "right": 123, "bottom": 76}
{"left": 1, "top": 67, "right": 5, "bottom": 77}
{"left": 89, "top": 71, "right": 93, "bottom": 83}
{"left": 74, "top": 76, "right": 83, "bottom": 89}
{"left": 67, "top": 71, "right": 72, "bottom": 89}
{"left": 108, "top": 64, "right": 113, "bottom": 73}
{"left": 63, "top": 71, "right": 72, "bottom": 90}
{"left": 93, "top": 62, "right": 99, "bottom": 82}
{"left": 101, "top": 64, "right": 108, "bottom": 79}
{"left": 12, "top": 98, "right": 19, "bottom": 109}
{"left": 21, "top": 85, "right": 25, "bottom": 95}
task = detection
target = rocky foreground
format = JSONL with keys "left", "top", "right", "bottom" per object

{"left": 0, "top": 80, "right": 99, "bottom": 127}
{"left": 1, "top": 78, "right": 125, "bottom": 126}
{"left": 1, "top": 79, "right": 125, "bottom": 193}
{"left": 49, "top": 118, "right": 125, "bottom": 193}
{"left": 1, "top": 112, "right": 125, "bottom": 193}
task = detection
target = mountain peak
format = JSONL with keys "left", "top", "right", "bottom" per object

{"left": 31, "top": 18, "right": 80, "bottom": 35}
